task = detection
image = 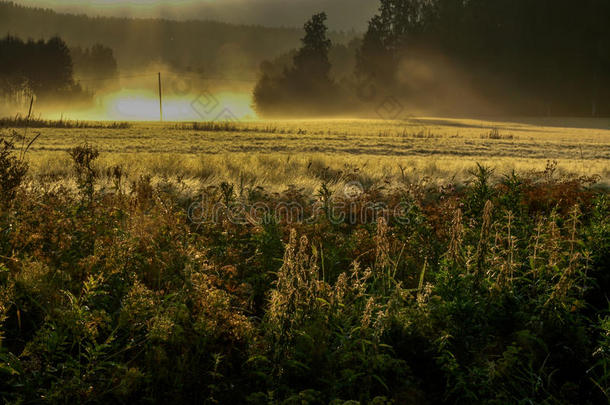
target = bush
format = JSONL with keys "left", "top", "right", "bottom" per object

{"left": 0, "top": 134, "right": 28, "bottom": 207}
{"left": 0, "top": 164, "right": 608, "bottom": 403}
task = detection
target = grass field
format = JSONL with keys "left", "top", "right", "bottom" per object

{"left": 10, "top": 116, "right": 610, "bottom": 191}
{"left": 1, "top": 115, "right": 610, "bottom": 403}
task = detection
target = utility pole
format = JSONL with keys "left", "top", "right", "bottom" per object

{"left": 158, "top": 72, "right": 163, "bottom": 122}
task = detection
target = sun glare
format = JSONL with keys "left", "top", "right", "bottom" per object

{"left": 44, "top": 88, "right": 257, "bottom": 122}
{"left": 109, "top": 89, "right": 256, "bottom": 121}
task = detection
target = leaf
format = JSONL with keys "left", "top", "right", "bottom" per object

{"left": 316, "top": 297, "right": 330, "bottom": 306}
{"left": 245, "top": 355, "right": 270, "bottom": 365}
{"left": 0, "top": 353, "right": 20, "bottom": 376}
{"left": 286, "top": 359, "right": 310, "bottom": 371}
{"left": 418, "top": 259, "right": 427, "bottom": 293}
{"left": 372, "top": 374, "right": 389, "bottom": 392}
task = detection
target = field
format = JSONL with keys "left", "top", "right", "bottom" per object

{"left": 13, "top": 116, "right": 610, "bottom": 190}
{"left": 1, "top": 116, "right": 610, "bottom": 404}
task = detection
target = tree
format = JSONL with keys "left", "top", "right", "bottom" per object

{"left": 35, "top": 36, "right": 74, "bottom": 96}
{"left": 0, "top": 35, "right": 86, "bottom": 106}
{"left": 289, "top": 12, "right": 332, "bottom": 84}
{"left": 71, "top": 44, "right": 118, "bottom": 80}
{"left": 356, "top": 0, "right": 430, "bottom": 90}
{"left": 70, "top": 44, "right": 118, "bottom": 91}
{"left": 254, "top": 12, "right": 339, "bottom": 116}
{"left": 356, "top": 15, "right": 393, "bottom": 83}
{"left": 354, "top": 0, "right": 610, "bottom": 116}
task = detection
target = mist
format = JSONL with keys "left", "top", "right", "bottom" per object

{"left": 10, "top": 0, "right": 377, "bottom": 31}
{"left": 74, "top": 68, "right": 257, "bottom": 122}
{"left": 3, "top": 0, "right": 610, "bottom": 120}
{"left": 1, "top": 64, "right": 258, "bottom": 122}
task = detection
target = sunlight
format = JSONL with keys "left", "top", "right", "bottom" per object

{"left": 106, "top": 89, "right": 256, "bottom": 121}
{"left": 110, "top": 90, "right": 160, "bottom": 121}
{"left": 41, "top": 88, "right": 258, "bottom": 122}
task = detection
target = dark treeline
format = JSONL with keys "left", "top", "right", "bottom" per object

{"left": 0, "top": 35, "right": 87, "bottom": 106}
{"left": 254, "top": 13, "right": 345, "bottom": 117}
{"left": 255, "top": 0, "right": 610, "bottom": 117}
{"left": 0, "top": 1, "right": 354, "bottom": 79}
{"left": 70, "top": 44, "right": 117, "bottom": 80}
{"left": 70, "top": 44, "right": 118, "bottom": 91}
{"left": 0, "top": 34, "right": 120, "bottom": 108}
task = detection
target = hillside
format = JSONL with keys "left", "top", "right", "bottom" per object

{"left": 0, "top": 1, "right": 354, "bottom": 77}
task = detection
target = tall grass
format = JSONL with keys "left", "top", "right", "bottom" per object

{"left": 0, "top": 115, "right": 130, "bottom": 129}
{"left": 174, "top": 121, "right": 290, "bottom": 134}
{"left": 0, "top": 140, "right": 608, "bottom": 403}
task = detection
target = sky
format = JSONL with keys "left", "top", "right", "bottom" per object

{"left": 13, "top": 0, "right": 379, "bottom": 31}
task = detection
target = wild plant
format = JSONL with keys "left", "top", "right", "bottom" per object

{"left": 474, "top": 200, "right": 493, "bottom": 278}
{"left": 466, "top": 163, "right": 494, "bottom": 215}
{"left": 446, "top": 207, "right": 464, "bottom": 266}
{"left": 0, "top": 160, "right": 607, "bottom": 403}
{"left": 0, "top": 133, "right": 28, "bottom": 207}
{"left": 268, "top": 229, "right": 322, "bottom": 344}
{"left": 69, "top": 143, "right": 99, "bottom": 200}
{"left": 106, "top": 165, "right": 124, "bottom": 193}
{"left": 0, "top": 270, "right": 13, "bottom": 345}
{"left": 0, "top": 116, "right": 130, "bottom": 129}
{"left": 590, "top": 315, "right": 610, "bottom": 401}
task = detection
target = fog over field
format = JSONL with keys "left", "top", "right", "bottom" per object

{"left": 2, "top": 1, "right": 610, "bottom": 404}
{"left": 3, "top": 0, "right": 609, "bottom": 119}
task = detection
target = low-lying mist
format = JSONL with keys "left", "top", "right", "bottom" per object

{"left": 1, "top": 69, "right": 258, "bottom": 122}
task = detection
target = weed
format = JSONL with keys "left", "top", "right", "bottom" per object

{"left": 0, "top": 134, "right": 28, "bottom": 206}
{"left": 0, "top": 159, "right": 607, "bottom": 403}
{"left": 69, "top": 143, "right": 99, "bottom": 200}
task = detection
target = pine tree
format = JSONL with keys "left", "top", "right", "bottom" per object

{"left": 254, "top": 12, "right": 339, "bottom": 116}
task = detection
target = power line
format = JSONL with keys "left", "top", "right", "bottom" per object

{"left": 76, "top": 71, "right": 257, "bottom": 83}
{"left": 76, "top": 73, "right": 158, "bottom": 82}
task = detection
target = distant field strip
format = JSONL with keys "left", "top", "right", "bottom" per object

{"left": 7, "top": 117, "right": 610, "bottom": 189}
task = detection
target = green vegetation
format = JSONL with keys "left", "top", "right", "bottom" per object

{"left": 255, "top": 0, "right": 610, "bottom": 116}
{"left": 69, "top": 44, "right": 118, "bottom": 89}
{"left": 0, "top": 126, "right": 609, "bottom": 403}
{"left": 254, "top": 13, "right": 341, "bottom": 116}
{"left": 0, "top": 1, "right": 353, "bottom": 77}
{"left": 0, "top": 35, "right": 88, "bottom": 105}
{"left": 2, "top": 0, "right": 609, "bottom": 401}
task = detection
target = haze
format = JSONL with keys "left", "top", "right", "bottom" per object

{"left": 10, "top": 0, "right": 377, "bottom": 31}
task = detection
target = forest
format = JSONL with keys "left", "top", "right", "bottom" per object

{"left": 6, "top": 0, "right": 609, "bottom": 117}
{"left": 0, "top": 1, "right": 354, "bottom": 78}
{"left": 0, "top": 35, "right": 84, "bottom": 104}
{"left": 1, "top": 1, "right": 610, "bottom": 403}
{"left": 254, "top": 0, "right": 610, "bottom": 117}
{"left": 0, "top": 34, "right": 120, "bottom": 108}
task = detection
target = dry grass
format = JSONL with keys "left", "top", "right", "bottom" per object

{"left": 5, "top": 116, "right": 609, "bottom": 190}
{"left": 1, "top": 116, "right": 609, "bottom": 403}
{"left": 0, "top": 115, "right": 130, "bottom": 129}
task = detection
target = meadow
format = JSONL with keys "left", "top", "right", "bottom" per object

{"left": 0, "top": 116, "right": 609, "bottom": 404}
{"left": 11, "top": 116, "right": 610, "bottom": 191}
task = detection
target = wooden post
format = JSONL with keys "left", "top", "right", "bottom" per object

{"left": 27, "top": 95, "right": 34, "bottom": 120}
{"left": 158, "top": 72, "right": 163, "bottom": 122}
{"left": 20, "top": 95, "right": 35, "bottom": 160}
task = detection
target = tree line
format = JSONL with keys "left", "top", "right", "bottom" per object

{"left": 70, "top": 44, "right": 118, "bottom": 84}
{"left": 0, "top": 1, "right": 354, "bottom": 80}
{"left": 255, "top": 0, "right": 610, "bottom": 117}
{"left": 0, "top": 35, "right": 79, "bottom": 105}
{"left": 0, "top": 34, "right": 118, "bottom": 107}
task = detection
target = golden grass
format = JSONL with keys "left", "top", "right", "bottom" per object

{"left": 9, "top": 116, "right": 610, "bottom": 191}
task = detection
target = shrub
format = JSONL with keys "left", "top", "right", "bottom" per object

{"left": 69, "top": 143, "right": 99, "bottom": 199}
{"left": 0, "top": 134, "right": 28, "bottom": 207}
{"left": 0, "top": 165, "right": 608, "bottom": 403}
